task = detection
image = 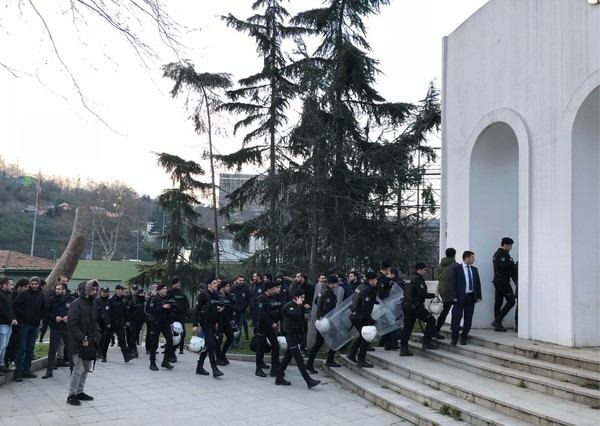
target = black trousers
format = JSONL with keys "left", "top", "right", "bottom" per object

{"left": 198, "top": 322, "right": 218, "bottom": 368}
{"left": 307, "top": 330, "right": 335, "bottom": 367}
{"left": 217, "top": 320, "right": 233, "bottom": 360}
{"left": 435, "top": 302, "right": 453, "bottom": 331}
{"left": 401, "top": 303, "right": 435, "bottom": 345}
{"left": 493, "top": 280, "right": 515, "bottom": 321}
{"left": 127, "top": 320, "right": 144, "bottom": 354}
{"left": 149, "top": 321, "right": 173, "bottom": 363}
{"left": 47, "top": 328, "right": 69, "bottom": 370}
{"left": 255, "top": 326, "right": 280, "bottom": 370}
{"left": 349, "top": 316, "right": 371, "bottom": 361}
{"left": 100, "top": 323, "right": 129, "bottom": 359}
{"left": 278, "top": 332, "right": 310, "bottom": 381}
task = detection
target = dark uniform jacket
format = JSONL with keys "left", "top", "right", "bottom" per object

{"left": 13, "top": 288, "right": 46, "bottom": 327}
{"left": 493, "top": 248, "right": 518, "bottom": 285}
{"left": 281, "top": 301, "right": 304, "bottom": 335}
{"left": 316, "top": 287, "right": 337, "bottom": 319}
{"left": 255, "top": 293, "right": 278, "bottom": 332}
{"left": 148, "top": 294, "right": 174, "bottom": 325}
{"left": 404, "top": 273, "right": 435, "bottom": 307}
{"left": 193, "top": 289, "right": 221, "bottom": 326}
{"left": 350, "top": 283, "right": 378, "bottom": 325}
{"left": 127, "top": 294, "right": 147, "bottom": 323}
{"left": 438, "top": 257, "right": 459, "bottom": 303}
{"left": 94, "top": 296, "right": 111, "bottom": 327}
{"left": 108, "top": 294, "right": 129, "bottom": 325}
{"left": 217, "top": 291, "right": 235, "bottom": 324}
{"left": 47, "top": 293, "right": 76, "bottom": 330}
{"left": 167, "top": 288, "right": 189, "bottom": 322}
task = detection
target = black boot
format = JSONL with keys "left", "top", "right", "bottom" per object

{"left": 399, "top": 345, "right": 413, "bottom": 357}
{"left": 306, "top": 377, "right": 321, "bottom": 389}
{"left": 41, "top": 369, "right": 53, "bottom": 379}
{"left": 356, "top": 359, "right": 374, "bottom": 368}
{"left": 269, "top": 367, "right": 279, "bottom": 377}
{"left": 196, "top": 361, "right": 209, "bottom": 375}
{"left": 275, "top": 376, "right": 291, "bottom": 386}
{"left": 212, "top": 366, "right": 223, "bottom": 378}
{"left": 255, "top": 368, "right": 267, "bottom": 377}
{"left": 306, "top": 363, "right": 318, "bottom": 374}
{"left": 421, "top": 340, "right": 438, "bottom": 350}
{"left": 161, "top": 360, "right": 174, "bottom": 369}
{"left": 347, "top": 349, "right": 357, "bottom": 363}
{"left": 149, "top": 361, "right": 159, "bottom": 371}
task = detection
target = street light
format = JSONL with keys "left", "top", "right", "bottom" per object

{"left": 50, "top": 249, "right": 56, "bottom": 262}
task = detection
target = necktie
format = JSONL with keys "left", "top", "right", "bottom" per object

{"left": 467, "top": 266, "right": 473, "bottom": 293}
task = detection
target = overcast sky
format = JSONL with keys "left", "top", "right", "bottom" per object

{"left": 0, "top": 0, "right": 488, "bottom": 198}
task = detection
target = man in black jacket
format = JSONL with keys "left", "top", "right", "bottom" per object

{"left": 275, "top": 289, "right": 320, "bottom": 388}
{"left": 0, "top": 277, "right": 17, "bottom": 376}
{"left": 347, "top": 271, "right": 379, "bottom": 368}
{"left": 66, "top": 280, "right": 100, "bottom": 406}
{"left": 492, "top": 237, "right": 518, "bottom": 332}
{"left": 148, "top": 284, "right": 175, "bottom": 371}
{"left": 107, "top": 284, "right": 134, "bottom": 362}
{"left": 192, "top": 279, "right": 224, "bottom": 378}
{"left": 126, "top": 285, "right": 145, "bottom": 358}
{"left": 254, "top": 282, "right": 281, "bottom": 378}
{"left": 400, "top": 263, "right": 437, "bottom": 357}
{"left": 231, "top": 275, "right": 250, "bottom": 347}
{"left": 167, "top": 277, "right": 189, "bottom": 355}
{"left": 42, "top": 281, "right": 75, "bottom": 379}
{"left": 12, "top": 277, "right": 46, "bottom": 381}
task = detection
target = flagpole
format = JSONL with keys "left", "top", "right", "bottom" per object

{"left": 30, "top": 174, "right": 41, "bottom": 256}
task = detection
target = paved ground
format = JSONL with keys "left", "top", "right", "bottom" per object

{"left": 0, "top": 346, "right": 405, "bottom": 426}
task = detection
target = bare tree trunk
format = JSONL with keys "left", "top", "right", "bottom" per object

{"left": 45, "top": 206, "right": 93, "bottom": 293}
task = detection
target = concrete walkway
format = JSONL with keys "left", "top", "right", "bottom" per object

{"left": 0, "top": 347, "right": 406, "bottom": 426}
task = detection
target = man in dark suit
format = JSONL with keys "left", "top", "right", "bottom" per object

{"left": 450, "top": 250, "right": 482, "bottom": 345}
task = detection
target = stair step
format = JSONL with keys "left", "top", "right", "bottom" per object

{"left": 408, "top": 341, "right": 600, "bottom": 406}
{"left": 364, "top": 349, "right": 600, "bottom": 425}
{"left": 328, "top": 358, "right": 531, "bottom": 426}
{"left": 324, "top": 362, "right": 466, "bottom": 425}
{"left": 422, "top": 335, "right": 599, "bottom": 387}
{"left": 449, "top": 329, "right": 600, "bottom": 373}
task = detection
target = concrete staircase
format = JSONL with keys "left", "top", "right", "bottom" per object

{"left": 323, "top": 329, "right": 600, "bottom": 425}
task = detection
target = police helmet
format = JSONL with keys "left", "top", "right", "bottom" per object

{"left": 173, "top": 321, "right": 184, "bottom": 334}
{"left": 277, "top": 336, "right": 288, "bottom": 351}
{"left": 315, "top": 317, "right": 331, "bottom": 333}
{"left": 361, "top": 325, "right": 377, "bottom": 342}
{"left": 189, "top": 336, "right": 205, "bottom": 353}
{"left": 428, "top": 297, "right": 444, "bottom": 315}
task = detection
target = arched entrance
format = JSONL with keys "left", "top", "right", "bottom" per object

{"left": 572, "top": 86, "right": 599, "bottom": 347}
{"left": 470, "top": 122, "right": 519, "bottom": 328}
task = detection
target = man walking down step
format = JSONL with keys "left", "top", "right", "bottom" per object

{"left": 491, "top": 237, "right": 518, "bottom": 332}
{"left": 450, "top": 251, "right": 482, "bottom": 345}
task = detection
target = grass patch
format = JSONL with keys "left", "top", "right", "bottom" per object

{"left": 581, "top": 382, "right": 600, "bottom": 390}
{"left": 439, "top": 404, "right": 462, "bottom": 420}
{"left": 516, "top": 379, "right": 527, "bottom": 388}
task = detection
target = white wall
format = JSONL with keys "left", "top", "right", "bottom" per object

{"left": 441, "top": 0, "right": 600, "bottom": 346}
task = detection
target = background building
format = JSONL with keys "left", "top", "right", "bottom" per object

{"left": 441, "top": 0, "right": 599, "bottom": 346}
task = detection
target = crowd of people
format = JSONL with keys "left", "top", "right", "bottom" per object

{"left": 0, "top": 237, "right": 518, "bottom": 405}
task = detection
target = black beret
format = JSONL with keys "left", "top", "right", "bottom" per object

{"left": 414, "top": 262, "right": 427, "bottom": 270}
{"left": 501, "top": 237, "right": 514, "bottom": 245}
{"left": 327, "top": 274, "right": 339, "bottom": 284}
{"left": 156, "top": 283, "right": 167, "bottom": 291}
{"left": 365, "top": 271, "right": 378, "bottom": 280}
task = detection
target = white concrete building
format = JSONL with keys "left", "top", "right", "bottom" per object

{"left": 441, "top": 0, "right": 599, "bottom": 347}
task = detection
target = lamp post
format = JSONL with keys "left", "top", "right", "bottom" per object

{"left": 50, "top": 249, "right": 56, "bottom": 262}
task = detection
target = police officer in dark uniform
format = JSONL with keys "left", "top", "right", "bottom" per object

{"left": 167, "top": 277, "right": 190, "bottom": 355}
{"left": 275, "top": 289, "right": 321, "bottom": 388}
{"left": 347, "top": 271, "right": 379, "bottom": 368}
{"left": 107, "top": 284, "right": 135, "bottom": 362}
{"left": 231, "top": 275, "right": 250, "bottom": 347}
{"left": 42, "top": 281, "right": 75, "bottom": 379}
{"left": 148, "top": 283, "right": 175, "bottom": 371}
{"left": 126, "top": 285, "right": 145, "bottom": 358}
{"left": 248, "top": 272, "right": 264, "bottom": 331}
{"left": 94, "top": 287, "right": 111, "bottom": 362}
{"left": 192, "top": 279, "right": 224, "bottom": 378}
{"left": 400, "top": 262, "right": 437, "bottom": 356}
{"left": 254, "top": 281, "right": 281, "bottom": 378}
{"left": 492, "top": 237, "right": 518, "bottom": 332}
{"left": 306, "top": 274, "right": 341, "bottom": 373}
{"left": 216, "top": 280, "right": 235, "bottom": 366}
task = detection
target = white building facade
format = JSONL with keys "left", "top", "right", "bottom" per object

{"left": 441, "top": 0, "right": 599, "bottom": 347}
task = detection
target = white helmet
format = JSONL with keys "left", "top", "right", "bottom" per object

{"left": 361, "top": 325, "right": 377, "bottom": 342}
{"left": 188, "top": 336, "right": 205, "bottom": 353}
{"left": 172, "top": 331, "right": 182, "bottom": 346}
{"left": 173, "top": 322, "right": 184, "bottom": 334}
{"left": 277, "top": 336, "right": 288, "bottom": 351}
{"left": 315, "top": 318, "right": 331, "bottom": 333}
{"left": 428, "top": 297, "right": 444, "bottom": 315}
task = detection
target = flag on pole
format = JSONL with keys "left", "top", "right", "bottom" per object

{"left": 36, "top": 177, "right": 42, "bottom": 210}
